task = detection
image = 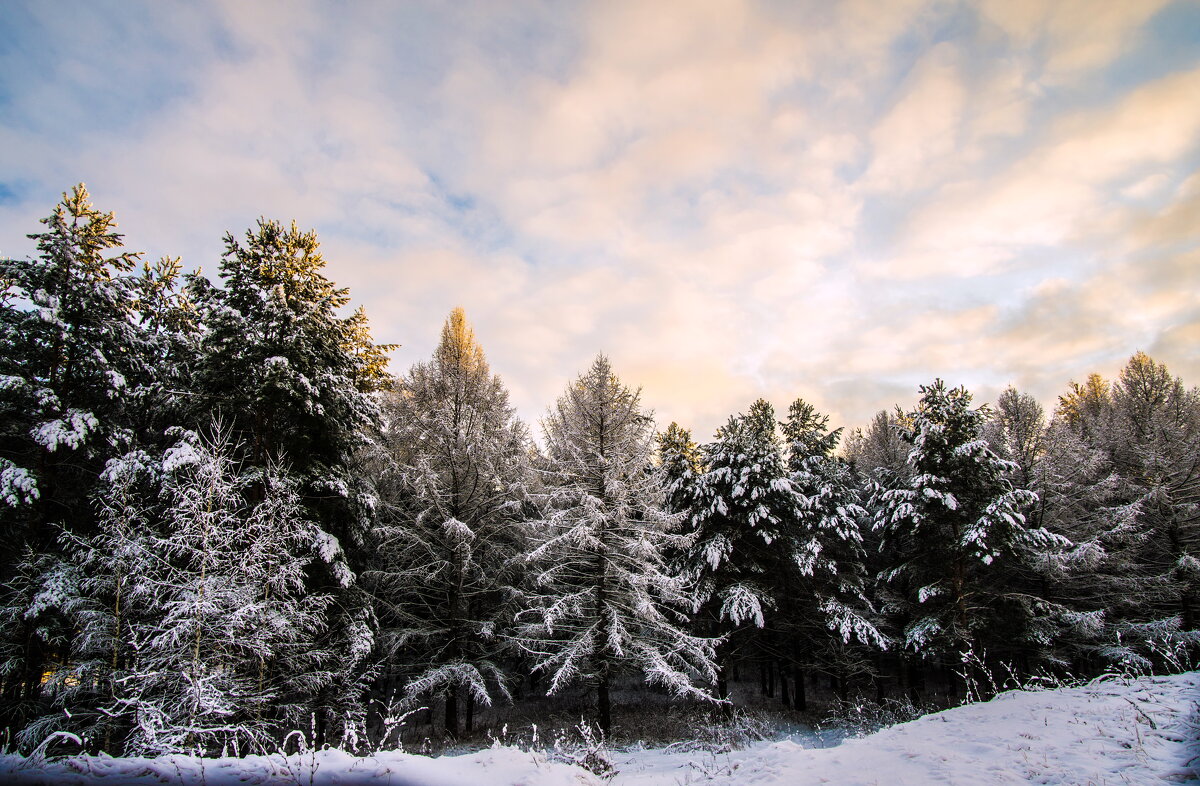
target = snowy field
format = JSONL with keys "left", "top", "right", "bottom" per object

{"left": 3, "top": 672, "right": 1198, "bottom": 785}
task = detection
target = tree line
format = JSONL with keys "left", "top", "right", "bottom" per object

{"left": 1, "top": 186, "right": 1196, "bottom": 754}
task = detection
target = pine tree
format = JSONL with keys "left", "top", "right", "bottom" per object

{"left": 517, "top": 356, "right": 717, "bottom": 733}
{"left": 188, "top": 219, "right": 390, "bottom": 525}
{"left": 877, "top": 380, "right": 1063, "bottom": 683}
{"left": 781, "top": 399, "right": 886, "bottom": 691}
{"left": 128, "top": 255, "right": 201, "bottom": 438}
{"left": 655, "top": 422, "right": 704, "bottom": 588}
{"left": 370, "top": 308, "right": 531, "bottom": 738}
{"left": 657, "top": 422, "right": 702, "bottom": 516}
{"left": 685, "top": 401, "right": 796, "bottom": 636}
{"left": 187, "top": 219, "right": 393, "bottom": 741}
{"left": 680, "top": 400, "right": 815, "bottom": 704}
{"left": 0, "top": 185, "right": 146, "bottom": 728}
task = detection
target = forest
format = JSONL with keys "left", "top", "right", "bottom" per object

{"left": 1, "top": 184, "right": 1197, "bottom": 758}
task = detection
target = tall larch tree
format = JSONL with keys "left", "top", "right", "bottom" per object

{"left": 1068, "top": 353, "right": 1200, "bottom": 667}
{"left": 370, "top": 308, "right": 532, "bottom": 739}
{"left": 518, "top": 356, "right": 717, "bottom": 734}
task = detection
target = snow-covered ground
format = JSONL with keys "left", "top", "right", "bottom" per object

{"left": 4, "top": 672, "right": 1197, "bottom": 785}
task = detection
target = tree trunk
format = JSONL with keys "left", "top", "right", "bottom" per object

{"left": 445, "top": 686, "right": 459, "bottom": 739}
{"left": 465, "top": 691, "right": 475, "bottom": 735}
{"left": 716, "top": 653, "right": 733, "bottom": 718}
{"left": 906, "top": 658, "right": 922, "bottom": 704}
{"left": 598, "top": 673, "right": 612, "bottom": 735}
{"left": 794, "top": 665, "right": 807, "bottom": 712}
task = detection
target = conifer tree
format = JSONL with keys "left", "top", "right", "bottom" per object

{"left": 12, "top": 427, "right": 337, "bottom": 755}
{"left": 187, "top": 219, "right": 392, "bottom": 742}
{"left": 1061, "top": 354, "right": 1200, "bottom": 667}
{"left": 844, "top": 410, "right": 909, "bottom": 479}
{"left": 685, "top": 401, "right": 800, "bottom": 636}
{"left": 0, "top": 185, "right": 146, "bottom": 727}
{"left": 681, "top": 400, "right": 811, "bottom": 702}
{"left": 878, "top": 380, "right": 1064, "bottom": 681}
{"left": 518, "top": 356, "right": 717, "bottom": 733}
{"left": 657, "top": 422, "right": 703, "bottom": 517}
{"left": 781, "top": 400, "right": 886, "bottom": 689}
{"left": 370, "top": 308, "right": 531, "bottom": 738}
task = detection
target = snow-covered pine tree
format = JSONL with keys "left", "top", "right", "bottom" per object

{"left": 188, "top": 219, "right": 390, "bottom": 540}
{"left": 370, "top": 308, "right": 531, "bottom": 738}
{"left": 187, "top": 219, "right": 392, "bottom": 742}
{"left": 128, "top": 255, "right": 201, "bottom": 438}
{"left": 780, "top": 400, "right": 886, "bottom": 696}
{"left": 680, "top": 399, "right": 820, "bottom": 704}
{"left": 684, "top": 401, "right": 801, "bottom": 635}
{"left": 655, "top": 422, "right": 705, "bottom": 585}
{"left": 518, "top": 356, "right": 717, "bottom": 733}
{"left": 843, "top": 407, "right": 912, "bottom": 692}
{"left": 0, "top": 185, "right": 146, "bottom": 728}
{"left": 877, "top": 380, "right": 1065, "bottom": 685}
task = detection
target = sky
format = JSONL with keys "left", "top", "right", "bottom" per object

{"left": 2, "top": 0, "right": 1199, "bottom": 441}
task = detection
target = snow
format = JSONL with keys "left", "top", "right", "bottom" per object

{"left": 30, "top": 409, "right": 99, "bottom": 452}
{"left": 0, "top": 747, "right": 591, "bottom": 785}
{"left": 645, "top": 672, "right": 1200, "bottom": 785}
{"left": 5, "top": 672, "right": 1198, "bottom": 785}
{"left": 0, "top": 458, "right": 39, "bottom": 506}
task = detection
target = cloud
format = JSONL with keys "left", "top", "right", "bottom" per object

{"left": 877, "top": 65, "right": 1200, "bottom": 279}
{"left": 864, "top": 43, "right": 968, "bottom": 193}
{"left": 978, "top": 0, "right": 1172, "bottom": 84}
{"left": 2, "top": 0, "right": 1197, "bottom": 443}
